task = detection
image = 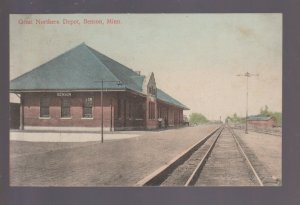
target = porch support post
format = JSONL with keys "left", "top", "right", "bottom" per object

{"left": 20, "top": 94, "right": 24, "bottom": 130}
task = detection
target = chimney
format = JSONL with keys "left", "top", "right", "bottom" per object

{"left": 135, "top": 71, "right": 141, "bottom": 75}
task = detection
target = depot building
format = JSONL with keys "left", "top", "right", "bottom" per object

{"left": 10, "top": 43, "right": 189, "bottom": 131}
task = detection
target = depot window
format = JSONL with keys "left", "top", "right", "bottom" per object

{"left": 40, "top": 97, "right": 50, "bottom": 117}
{"left": 135, "top": 102, "right": 144, "bottom": 119}
{"left": 148, "top": 101, "right": 155, "bottom": 119}
{"left": 61, "top": 97, "right": 71, "bottom": 118}
{"left": 128, "top": 101, "right": 133, "bottom": 119}
{"left": 83, "top": 97, "right": 93, "bottom": 118}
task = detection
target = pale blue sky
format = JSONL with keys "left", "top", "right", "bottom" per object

{"left": 10, "top": 14, "right": 282, "bottom": 120}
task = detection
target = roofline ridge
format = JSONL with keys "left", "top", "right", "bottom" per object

{"left": 11, "top": 43, "right": 86, "bottom": 82}
{"left": 81, "top": 45, "right": 122, "bottom": 83}
{"left": 86, "top": 45, "right": 139, "bottom": 77}
{"left": 86, "top": 46, "right": 143, "bottom": 90}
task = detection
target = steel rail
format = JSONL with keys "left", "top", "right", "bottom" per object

{"left": 137, "top": 125, "right": 263, "bottom": 186}
{"left": 232, "top": 127, "right": 281, "bottom": 136}
{"left": 184, "top": 126, "right": 224, "bottom": 186}
{"left": 135, "top": 125, "right": 222, "bottom": 186}
{"left": 229, "top": 127, "right": 264, "bottom": 186}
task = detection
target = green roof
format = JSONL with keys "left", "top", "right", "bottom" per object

{"left": 10, "top": 44, "right": 126, "bottom": 91}
{"left": 10, "top": 43, "right": 189, "bottom": 110}
{"left": 248, "top": 115, "right": 272, "bottom": 121}
{"left": 157, "top": 89, "right": 189, "bottom": 110}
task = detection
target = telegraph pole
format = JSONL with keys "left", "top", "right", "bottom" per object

{"left": 237, "top": 72, "right": 259, "bottom": 134}
{"left": 94, "top": 80, "right": 122, "bottom": 143}
{"left": 101, "top": 80, "right": 104, "bottom": 143}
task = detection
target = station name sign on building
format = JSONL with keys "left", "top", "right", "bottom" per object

{"left": 57, "top": 92, "right": 71, "bottom": 97}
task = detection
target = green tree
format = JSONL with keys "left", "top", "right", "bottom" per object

{"left": 260, "top": 105, "right": 269, "bottom": 115}
{"left": 233, "top": 113, "right": 237, "bottom": 119}
{"left": 227, "top": 113, "right": 245, "bottom": 123}
{"left": 259, "top": 105, "right": 282, "bottom": 126}
{"left": 227, "top": 106, "right": 282, "bottom": 127}
{"left": 271, "top": 112, "right": 282, "bottom": 126}
{"left": 189, "top": 113, "right": 209, "bottom": 125}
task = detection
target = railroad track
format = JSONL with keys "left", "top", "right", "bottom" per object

{"left": 251, "top": 130, "right": 281, "bottom": 136}
{"left": 136, "top": 125, "right": 276, "bottom": 186}
{"left": 233, "top": 127, "right": 281, "bottom": 136}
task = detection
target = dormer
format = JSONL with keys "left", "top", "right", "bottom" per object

{"left": 142, "top": 72, "right": 157, "bottom": 97}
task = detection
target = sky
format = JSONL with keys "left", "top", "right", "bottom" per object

{"left": 10, "top": 14, "right": 282, "bottom": 120}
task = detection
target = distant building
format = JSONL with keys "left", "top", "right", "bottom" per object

{"left": 10, "top": 43, "right": 189, "bottom": 131}
{"left": 247, "top": 115, "right": 274, "bottom": 127}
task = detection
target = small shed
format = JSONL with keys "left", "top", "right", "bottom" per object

{"left": 247, "top": 115, "right": 274, "bottom": 128}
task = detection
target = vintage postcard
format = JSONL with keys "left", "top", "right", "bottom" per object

{"left": 9, "top": 14, "right": 282, "bottom": 186}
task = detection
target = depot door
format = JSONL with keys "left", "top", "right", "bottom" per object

{"left": 123, "top": 100, "right": 127, "bottom": 127}
{"left": 10, "top": 103, "right": 20, "bottom": 129}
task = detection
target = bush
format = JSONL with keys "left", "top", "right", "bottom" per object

{"left": 260, "top": 105, "right": 282, "bottom": 127}
{"left": 189, "top": 113, "right": 209, "bottom": 125}
{"left": 226, "top": 113, "right": 245, "bottom": 124}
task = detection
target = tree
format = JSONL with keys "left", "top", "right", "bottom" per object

{"left": 260, "top": 105, "right": 269, "bottom": 115}
{"left": 233, "top": 113, "right": 237, "bottom": 119}
{"left": 189, "top": 113, "right": 209, "bottom": 125}
{"left": 259, "top": 105, "right": 282, "bottom": 127}
{"left": 271, "top": 112, "right": 282, "bottom": 126}
{"left": 226, "top": 113, "right": 245, "bottom": 124}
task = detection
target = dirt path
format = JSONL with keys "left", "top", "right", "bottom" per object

{"left": 10, "top": 124, "right": 219, "bottom": 186}
{"left": 234, "top": 129, "right": 282, "bottom": 181}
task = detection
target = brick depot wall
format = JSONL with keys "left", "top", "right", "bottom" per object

{"left": 22, "top": 92, "right": 117, "bottom": 129}
{"left": 21, "top": 92, "right": 184, "bottom": 131}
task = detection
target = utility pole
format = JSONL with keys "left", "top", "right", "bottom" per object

{"left": 101, "top": 80, "right": 104, "bottom": 143}
{"left": 94, "top": 80, "right": 122, "bottom": 143}
{"left": 237, "top": 72, "right": 259, "bottom": 134}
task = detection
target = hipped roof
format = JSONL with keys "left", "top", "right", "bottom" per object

{"left": 10, "top": 43, "right": 189, "bottom": 110}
